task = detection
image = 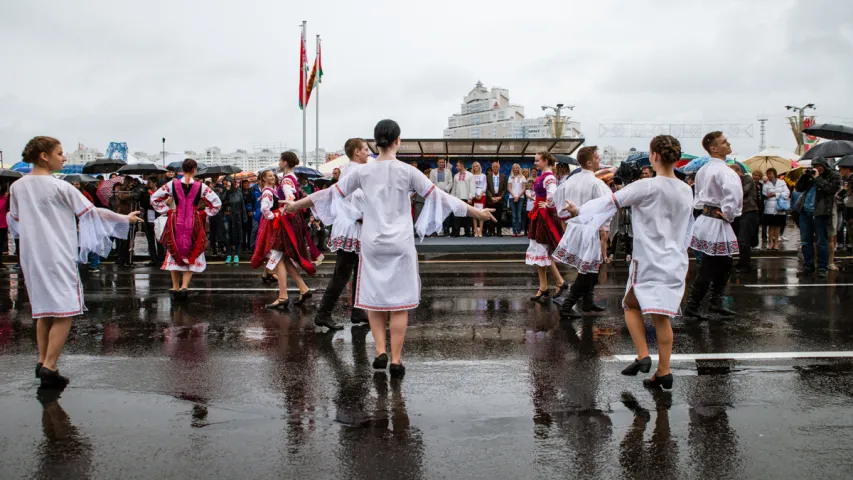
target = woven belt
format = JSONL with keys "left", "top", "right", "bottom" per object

{"left": 702, "top": 206, "right": 727, "bottom": 221}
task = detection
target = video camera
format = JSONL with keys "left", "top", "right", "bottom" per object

{"left": 614, "top": 161, "right": 643, "bottom": 185}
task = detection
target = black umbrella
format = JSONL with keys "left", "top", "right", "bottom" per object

{"left": 167, "top": 160, "right": 208, "bottom": 172}
{"left": 802, "top": 123, "right": 853, "bottom": 142}
{"left": 800, "top": 140, "right": 853, "bottom": 160}
{"left": 196, "top": 165, "right": 242, "bottom": 179}
{"left": 117, "top": 163, "right": 167, "bottom": 175}
{"left": 554, "top": 154, "right": 579, "bottom": 166}
{"left": 61, "top": 174, "right": 100, "bottom": 184}
{"left": 82, "top": 158, "right": 127, "bottom": 174}
{"left": 836, "top": 154, "right": 853, "bottom": 168}
{"left": 0, "top": 169, "right": 23, "bottom": 180}
{"left": 294, "top": 166, "right": 322, "bottom": 178}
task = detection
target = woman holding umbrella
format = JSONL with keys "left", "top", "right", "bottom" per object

{"left": 151, "top": 159, "right": 222, "bottom": 299}
{"left": 762, "top": 168, "right": 789, "bottom": 251}
{"left": 221, "top": 178, "right": 246, "bottom": 264}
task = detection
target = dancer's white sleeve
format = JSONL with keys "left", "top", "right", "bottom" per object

{"left": 62, "top": 184, "right": 131, "bottom": 262}
{"left": 411, "top": 166, "right": 469, "bottom": 240}
{"left": 200, "top": 184, "right": 222, "bottom": 217}
{"left": 150, "top": 183, "right": 172, "bottom": 214}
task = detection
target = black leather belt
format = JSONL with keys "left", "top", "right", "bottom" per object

{"left": 702, "top": 206, "right": 727, "bottom": 221}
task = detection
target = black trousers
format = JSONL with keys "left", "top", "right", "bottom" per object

{"left": 736, "top": 211, "right": 759, "bottom": 269}
{"left": 144, "top": 221, "right": 163, "bottom": 264}
{"left": 452, "top": 214, "right": 471, "bottom": 236}
{"left": 569, "top": 271, "right": 599, "bottom": 301}
{"left": 688, "top": 254, "right": 733, "bottom": 305}
{"left": 116, "top": 238, "right": 131, "bottom": 265}
{"left": 486, "top": 202, "right": 503, "bottom": 235}
{"left": 317, "top": 250, "right": 363, "bottom": 318}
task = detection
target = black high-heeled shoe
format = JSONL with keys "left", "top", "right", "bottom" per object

{"left": 554, "top": 282, "right": 568, "bottom": 298}
{"left": 35, "top": 362, "right": 43, "bottom": 378}
{"left": 530, "top": 289, "right": 550, "bottom": 303}
{"left": 390, "top": 363, "right": 406, "bottom": 378}
{"left": 643, "top": 373, "right": 673, "bottom": 390}
{"left": 293, "top": 290, "right": 312, "bottom": 306}
{"left": 261, "top": 273, "right": 276, "bottom": 284}
{"left": 265, "top": 298, "right": 289, "bottom": 309}
{"left": 621, "top": 356, "right": 652, "bottom": 376}
{"left": 373, "top": 353, "right": 388, "bottom": 369}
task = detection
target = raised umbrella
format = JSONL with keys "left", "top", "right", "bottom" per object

{"left": 96, "top": 176, "right": 126, "bottom": 205}
{"left": 0, "top": 169, "right": 23, "bottom": 180}
{"left": 294, "top": 166, "right": 322, "bottom": 178}
{"left": 802, "top": 124, "right": 853, "bottom": 142}
{"left": 117, "top": 163, "right": 167, "bottom": 175}
{"left": 554, "top": 154, "right": 579, "bottom": 166}
{"left": 800, "top": 140, "right": 853, "bottom": 160}
{"left": 196, "top": 165, "right": 242, "bottom": 179}
{"left": 836, "top": 154, "right": 853, "bottom": 168}
{"left": 167, "top": 160, "right": 208, "bottom": 172}
{"left": 61, "top": 174, "right": 100, "bottom": 184}
{"left": 624, "top": 152, "right": 651, "bottom": 167}
{"left": 82, "top": 158, "right": 127, "bottom": 174}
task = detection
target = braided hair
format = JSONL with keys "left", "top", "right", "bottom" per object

{"left": 22, "top": 136, "right": 61, "bottom": 164}
{"left": 650, "top": 135, "right": 681, "bottom": 165}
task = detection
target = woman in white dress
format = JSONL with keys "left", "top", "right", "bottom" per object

{"left": 8, "top": 137, "right": 142, "bottom": 386}
{"left": 762, "top": 167, "right": 789, "bottom": 251}
{"left": 285, "top": 119, "right": 494, "bottom": 377}
{"left": 151, "top": 159, "right": 222, "bottom": 299}
{"left": 558, "top": 135, "right": 694, "bottom": 390}
{"left": 470, "top": 162, "right": 487, "bottom": 237}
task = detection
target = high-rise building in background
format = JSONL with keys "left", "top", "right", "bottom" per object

{"left": 443, "top": 82, "right": 583, "bottom": 139}
{"left": 66, "top": 144, "right": 104, "bottom": 165}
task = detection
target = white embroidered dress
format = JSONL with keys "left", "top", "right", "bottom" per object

{"left": 552, "top": 177, "right": 694, "bottom": 317}
{"left": 7, "top": 176, "right": 131, "bottom": 318}
{"left": 312, "top": 160, "right": 366, "bottom": 253}
{"left": 310, "top": 159, "right": 469, "bottom": 311}
{"left": 690, "top": 158, "right": 743, "bottom": 256}
{"left": 151, "top": 179, "right": 221, "bottom": 272}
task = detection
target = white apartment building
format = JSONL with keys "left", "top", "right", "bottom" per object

{"left": 599, "top": 146, "right": 639, "bottom": 167}
{"left": 66, "top": 145, "right": 104, "bottom": 165}
{"left": 443, "top": 82, "right": 583, "bottom": 140}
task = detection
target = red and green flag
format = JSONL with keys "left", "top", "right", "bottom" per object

{"left": 298, "top": 31, "right": 308, "bottom": 109}
{"left": 305, "top": 39, "right": 323, "bottom": 106}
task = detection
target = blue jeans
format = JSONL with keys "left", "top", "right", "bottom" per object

{"left": 799, "top": 213, "right": 829, "bottom": 271}
{"left": 510, "top": 199, "right": 524, "bottom": 235}
{"left": 88, "top": 252, "right": 101, "bottom": 269}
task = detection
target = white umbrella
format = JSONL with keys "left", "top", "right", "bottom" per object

{"left": 318, "top": 155, "right": 350, "bottom": 175}
{"left": 743, "top": 147, "right": 800, "bottom": 174}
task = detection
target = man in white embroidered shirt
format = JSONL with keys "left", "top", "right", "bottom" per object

{"left": 553, "top": 145, "right": 612, "bottom": 317}
{"left": 684, "top": 131, "right": 743, "bottom": 320}
{"left": 430, "top": 158, "right": 454, "bottom": 236}
{"left": 451, "top": 161, "right": 474, "bottom": 237}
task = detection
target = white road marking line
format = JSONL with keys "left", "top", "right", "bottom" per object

{"left": 610, "top": 352, "right": 853, "bottom": 362}
{"left": 742, "top": 283, "right": 853, "bottom": 288}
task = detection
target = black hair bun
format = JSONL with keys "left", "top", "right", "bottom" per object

{"left": 373, "top": 119, "right": 401, "bottom": 150}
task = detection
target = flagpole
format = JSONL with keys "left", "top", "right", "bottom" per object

{"left": 315, "top": 35, "right": 320, "bottom": 170}
{"left": 301, "top": 21, "right": 307, "bottom": 167}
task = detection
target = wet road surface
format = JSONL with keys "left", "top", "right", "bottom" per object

{"left": 1, "top": 257, "right": 853, "bottom": 479}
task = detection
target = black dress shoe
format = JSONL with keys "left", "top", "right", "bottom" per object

{"left": 36, "top": 362, "right": 43, "bottom": 378}
{"left": 621, "top": 356, "right": 652, "bottom": 376}
{"left": 314, "top": 315, "right": 343, "bottom": 331}
{"left": 530, "top": 289, "right": 550, "bottom": 303}
{"left": 39, "top": 367, "right": 69, "bottom": 388}
{"left": 643, "top": 373, "right": 673, "bottom": 390}
{"left": 682, "top": 305, "right": 709, "bottom": 321}
{"left": 581, "top": 298, "right": 606, "bottom": 312}
{"left": 373, "top": 353, "right": 388, "bottom": 370}
{"left": 179, "top": 288, "right": 189, "bottom": 300}
{"left": 293, "top": 291, "right": 312, "bottom": 306}
{"left": 390, "top": 363, "right": 406, "bottom": 378}
{"left": 560, "top": 300, "right": 583, "bottom": 319}
{"left": 554, "top": 282, "right": 568, "bottom": 298}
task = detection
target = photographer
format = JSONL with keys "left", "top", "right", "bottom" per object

{"left": 795, "top": 157, "right": 842, "bottom": 278}
{"left": 140, "top": 176, "right": 164, "bottom": 266}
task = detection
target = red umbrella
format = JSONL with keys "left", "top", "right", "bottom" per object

{"left": 97, "top": 176, "right": 125, "bottom": 205}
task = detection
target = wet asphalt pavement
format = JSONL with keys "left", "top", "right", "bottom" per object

{"left": 1, "top": 256, "right": 853, "bottom": 479}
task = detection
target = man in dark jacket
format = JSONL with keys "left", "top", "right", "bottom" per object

{"left": 733, "top": 164, "right": 759, "bottom": 273}
{"left": 485, "top": 161, "right": 507, "bottom": 236}
{"left": 795, "top": 157, "right": 842, "bottom": 278}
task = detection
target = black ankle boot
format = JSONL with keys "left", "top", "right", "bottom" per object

{"left": 314, "top": 314, "right": 343, "bottom": 331}
{"left": 682, "top": 304, "right": 709, "bottom": 321}
{"left": 560, "top": 295, "right": 583, "bottom": 318}
{"left": 643, "top": 373, "right": 673, "bottom": 390}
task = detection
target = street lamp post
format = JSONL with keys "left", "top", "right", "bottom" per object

{"left": 162, "top": 138, "right": 166, "bottom": 167}
{"left": 785, "top": 103, "right": 816, "bottom": 156}
{"left": 541, "top": 103, "right": 575, "bottom": 138}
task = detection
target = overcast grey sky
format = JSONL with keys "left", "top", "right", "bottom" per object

{"left": 1, "top": 0, "right": 851, "bottom": 161}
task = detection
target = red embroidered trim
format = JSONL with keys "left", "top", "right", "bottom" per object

{"left": 642, "top": 307, "right": 679, "bottom": 316}
{"left": 76, "top": 205, "right": 94, "bottom": 217}
{"left": 611, "top": 193, "right": 620, "bottom": 209}
{"left": 34, "top": 273, "right": 83, "bottom": 318}
{"left": 335, "top": 184, "right": 345, "bottom": 197}
{"left": 423, "top": 185, "right": 436, "bottom": 199}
